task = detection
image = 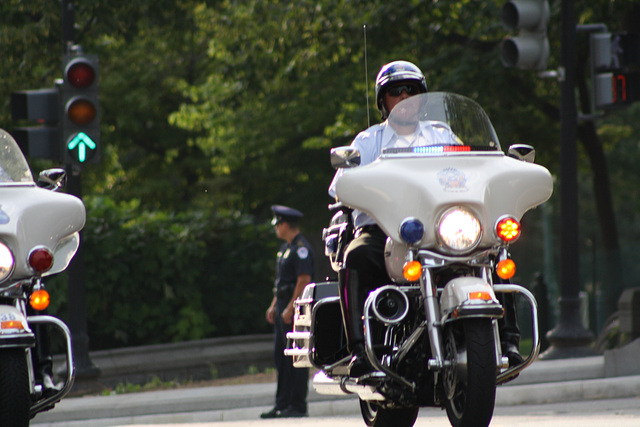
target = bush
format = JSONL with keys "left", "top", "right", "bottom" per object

{"left": 60, "top": 196, "right": 277, "bottom": 350}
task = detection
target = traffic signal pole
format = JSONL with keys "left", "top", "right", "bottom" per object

{"left": 539, "top": 0, "right": 595, "bottom": 359}
{"left": 500, "top": 0, "right": 596, "bottom": 359}
{"left": 62, "top": 0, "right": 101, "bottom": 391}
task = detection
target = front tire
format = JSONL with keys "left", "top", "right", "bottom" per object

{"left": 443, "top": 319, "right": 496, "bottom": 427}
{"left": 359, "top": 399, "right": 419, "bottom": 427}
{"left": 0, "top": 348, "right": 31, "bottom": 427}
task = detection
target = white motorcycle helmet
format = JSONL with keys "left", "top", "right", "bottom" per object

{"left": 375, "top": 60, "right": 427, "bottom": 119}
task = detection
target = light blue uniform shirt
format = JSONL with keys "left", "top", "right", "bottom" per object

{"left": 328, "top": 120, "right": 459, "bottom": 228}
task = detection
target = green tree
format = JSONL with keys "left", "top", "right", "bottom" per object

{"left": 2, "top": 0, "right": 639, "bottom": 347}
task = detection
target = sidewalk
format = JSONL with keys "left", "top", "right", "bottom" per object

{"left": 32, "top": 354, "right": 640, "bottom": 427}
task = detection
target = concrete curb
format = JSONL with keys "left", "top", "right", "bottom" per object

{"left": 34, "top": 354, "right": 640, "bottom": 426}
{"left": 497, "top": 374, "right": 640, "bottom": 406}
{"left": 59, "top": 334, "right": 274, "bottom": 388}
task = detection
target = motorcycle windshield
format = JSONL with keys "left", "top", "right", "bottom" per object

{"left": 0, "top": 129, "right": 34, "bottom": 184}
{"left": 381, "top": 92, "right": 501, "bottom": 156}
{"left": 334, "top": 92, "right": 553, "bottom": 252}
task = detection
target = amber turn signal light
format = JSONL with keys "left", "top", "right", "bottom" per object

{"left": 30, "top": 289, "right": 50, "bottom": 311}
{"left": 469, "top": 291, "right": 493, "bottom": 301}
{"left": 496, "top": 259, "right": 516, "bottom": 280}
{"left": 403, "top": 261, "right": 422, "bottom": 282}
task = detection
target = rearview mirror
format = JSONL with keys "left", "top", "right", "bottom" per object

{"left": 330, "top": 146, "right": 361, "bottom": 169}
{"left": 37, "top": 168, "right": 67, "bottom": 192}
{"left": 507, "top": 144, "right": 535, "bottom": 163}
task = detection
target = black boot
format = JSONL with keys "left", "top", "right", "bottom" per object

{"left": 32, "top": 319, "right": 61, "bottom": 398}
{"left": 338, "top": 269, "right": 372, "bottom": 377}
{"left": 497, "top": 291, "right": 524, "bottom": 367}
{"left": 38, "top": 359, "right": 61, "bottom": 399}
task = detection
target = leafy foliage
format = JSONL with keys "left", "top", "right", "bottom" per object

{"left": 79, "top": 196, "right": 275, "bottom": 349}
{"left": 1, "top": 0, "right": 640, "bottom": 347}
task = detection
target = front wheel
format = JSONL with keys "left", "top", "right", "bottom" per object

{"left": 359, "top": 399, "right": 419, "bottom": 427}
{"left": 0, "top": 348, "right": 31, "bottom": 427}
{"left": 443, "top": 319, "right": 496, "bottom": 427}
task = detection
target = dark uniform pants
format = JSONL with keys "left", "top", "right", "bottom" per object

{"left": 339, "top": 225, "right": 390, "bottom": 351}
{"left": 273, "top": 298, "right": 308, "bottom": 413}
{"left": 344, "top": 225, "right": 390, "bottom": 292}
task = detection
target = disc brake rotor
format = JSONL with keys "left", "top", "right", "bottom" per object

{"left": 443, "top": 327, "right": 468, "bottom": 400}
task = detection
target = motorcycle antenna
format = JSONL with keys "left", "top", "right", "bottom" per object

{"left": 364, "top": 24, "right": 371, "bottom": 128}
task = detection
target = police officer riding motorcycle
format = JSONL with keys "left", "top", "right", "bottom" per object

{"left": 286, "top": 61, "right": 552, "bottom": 427}
{"left": 333, "top": 62, "right": 524, "bottom": 377}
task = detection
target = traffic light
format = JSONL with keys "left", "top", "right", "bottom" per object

{"left": 589, "top": 32, "right": 640, "bottom": 110}
{"left": 10, "top": 88, "right": 60, "bottom": 159}
{"left": 61, "top": 54, "right": 100, "bottom": 164}
{"left": 500, "top": 0, "right": 550, "bottom": 71}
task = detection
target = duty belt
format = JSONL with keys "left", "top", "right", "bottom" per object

{"left": 355, "top": 224, "right": 383, "bottom": 238}
{"left": 274, "top": 284, "right": 295, "bottom": 298}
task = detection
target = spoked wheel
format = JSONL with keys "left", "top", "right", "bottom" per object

{"left": 359, "top": 399, "right": 419, "bottom": 427}
{"left": 0, "top": 348, "right": 31, "bottom": 427}
{"left": 443, "top": 319, "right": 496, "bottom": 427}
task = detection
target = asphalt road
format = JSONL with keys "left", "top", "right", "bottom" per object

{"left": 32, "top": 352, "right": 640, "bottom": 427}
{"left": 105, "top": 397, "right": 640, "bottom": 427}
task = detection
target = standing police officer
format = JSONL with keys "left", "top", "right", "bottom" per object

{"left": 261, "top": 205, "right": 314, "bottom": 419}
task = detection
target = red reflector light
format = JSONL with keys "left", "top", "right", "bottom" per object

{"left": 496, "top": 217, "right": 521, "bottom": 242}
{"left": 28, "top": 247, "right": 54, "bottom": 274}
{"left": 67, "top": 61, "right": 96, "bottom": 88}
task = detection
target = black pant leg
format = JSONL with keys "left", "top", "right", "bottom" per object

{"left": 273, "top": 302, "right": 308, "bottom": 412}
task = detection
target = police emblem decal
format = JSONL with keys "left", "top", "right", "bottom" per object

{"left": 297, "top": 246, "right": 309, "bottom": 259}
{"left": 437, "top": 168, "right": 468, "bottom": 192}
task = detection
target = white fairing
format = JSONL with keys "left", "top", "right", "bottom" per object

{"left": 439, "top": 277, "right": 498, "bottom": 319}
{"left": 0, "top": 129, "right": 86, "bottom": 281}
{"left": 335, "top": 153, "right": 553, "bottom": 248}
{"left": 0, "top": 305, "right": 31, "bottom": 334}
{"left": 332, "top": 93, "right": 553, "bottom": 283}
{"left": 0, "top": 187, "right": 85, "bottom": 278}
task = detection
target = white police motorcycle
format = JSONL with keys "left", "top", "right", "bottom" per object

{"left": 286, "top": 92, "right": 553, "bottom": 427}
{"left": 0, "top": 129, "right": 85, "bottom": 426}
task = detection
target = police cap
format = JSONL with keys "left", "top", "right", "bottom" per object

{"left": 271, "top": 205, "right": 303, "bottom": 226}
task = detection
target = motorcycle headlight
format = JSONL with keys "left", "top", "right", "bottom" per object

{"left": 437, "top": 207, "right": 482, "bottom": 253}
{"left": 0, "top": 243, "right": 14, "bottom": 283}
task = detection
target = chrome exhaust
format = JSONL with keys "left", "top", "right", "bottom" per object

{"left": 312, "top": 371, "right": 386, "bottom": 401}
{"left": 369, "top": 285, "right": 410, "bottom": 324}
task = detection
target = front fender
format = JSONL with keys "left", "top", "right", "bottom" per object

{"left": 440, "top": 277, "right": 503, "bottom": 323}
{"left": 0, "top": 305, "right": 35, "bottom": 348}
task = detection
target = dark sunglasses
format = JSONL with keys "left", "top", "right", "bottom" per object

{"left": 386, "top": 84, "right": 422, "bottom": 97}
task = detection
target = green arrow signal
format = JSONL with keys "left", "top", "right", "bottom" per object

{"left": 67, "top": 132, "right": 96, "bottom": 163}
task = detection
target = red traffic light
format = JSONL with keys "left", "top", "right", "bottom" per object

{"left": 66, "top": 59, "right": 96, "bottom": 88}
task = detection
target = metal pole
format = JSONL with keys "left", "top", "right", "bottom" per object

{"left": 540, "top": 0, "right": 595, "bottom": 359}
{"left": 62, "top": 0, "right": 74, "bottom": 54}
{"left": 62, "top": 0, "right": 101, "bottom": 388}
